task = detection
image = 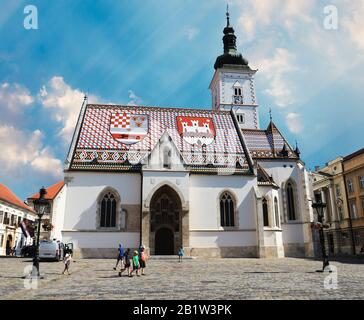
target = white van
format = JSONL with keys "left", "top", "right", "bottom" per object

{"left": 39, "top": 240, "right": 64, "bottom": 261}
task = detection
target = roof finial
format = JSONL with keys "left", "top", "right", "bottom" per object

{"left": 295, "top": 140, "right": 301, "bottom": 157}
{"left": 269, "top": 108, "right": 273, "bottom": 122}
{"left": 226, "top": 4, "right": 230, "bottom": 27}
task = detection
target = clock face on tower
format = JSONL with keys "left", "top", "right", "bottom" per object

{"left": 233, "top": 95, "right": 243, "bottom": 105}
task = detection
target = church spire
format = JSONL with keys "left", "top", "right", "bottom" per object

{"left": 226, "top": 4, "right": 230, "bottom": 27}
{"left": 214, "top": 6, "right": 249, "bottom": 70}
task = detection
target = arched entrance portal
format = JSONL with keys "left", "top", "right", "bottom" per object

{"left": 155, "top": 228, "right": 174, "bottom": 255}
{"left": 150, "top": 185, "right": 182, "bottom": 255}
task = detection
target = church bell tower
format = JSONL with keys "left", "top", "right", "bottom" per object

{"left": 209, "top": 7, "right": 259, "bottom": 129}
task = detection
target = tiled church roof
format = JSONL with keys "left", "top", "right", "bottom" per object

{"left": 66, "top": 104, "right": 254, "bottom": 174}
{"left": 242, "top": 121, "right": 298, "bottom": 160}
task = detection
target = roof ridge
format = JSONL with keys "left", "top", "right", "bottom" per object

{"left": 86, "top": 104, "right": 231, "bottom": 114}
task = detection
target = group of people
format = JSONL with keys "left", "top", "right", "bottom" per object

{"left": 113, "top": 244, "right": 147, "bottom": 277}
{"left": 113, "top": 244, "right": 185, "bottom": 276}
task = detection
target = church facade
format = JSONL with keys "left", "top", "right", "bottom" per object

{"left": 61, "top": 13, "right": 315, "bottom": 259}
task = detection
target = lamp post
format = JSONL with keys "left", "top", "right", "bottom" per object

{"left": 312, "top": 200, "right": 329, "bottom": 271}
{"left": 32, "top": 187, "right": 48, "bottom": 278}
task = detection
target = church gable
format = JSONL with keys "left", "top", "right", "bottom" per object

{"left": 68, "top": 104, "right": 252, "bottom": 174}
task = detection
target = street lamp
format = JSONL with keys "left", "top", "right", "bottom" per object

{"left": 32, "top": 187, "right": 48, "bottom": 278}
{"left": 312, "top": 200, "right": 329, "bottom": 271}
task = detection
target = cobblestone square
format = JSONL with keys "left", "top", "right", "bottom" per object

{"left": 1, "top": 257, "right": 364, "bottom": 300}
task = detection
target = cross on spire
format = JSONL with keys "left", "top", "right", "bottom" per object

{"left": 269, "top": 108, "right": 273, "bottom": 121}
{"left": 226, "top": 4, "right": 230, "bottom": 26}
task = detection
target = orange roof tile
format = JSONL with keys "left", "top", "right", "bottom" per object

{"left": 0, "top": 183, "right": 34, "bottom": 212}
{"left": 28, "top": 181, "right": 65, "bottom": 200}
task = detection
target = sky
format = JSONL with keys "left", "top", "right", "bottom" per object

{"left": 0, "top": 0, "right": 363, "bottom": 200}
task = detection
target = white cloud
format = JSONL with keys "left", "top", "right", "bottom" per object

{"left": 236, "top": 0, "right": 314, "bottom": 40}
{"left": 286, "top": 113, "right": 303, "bottom": 134}
{"left": 0, "top": 125, "right": 62, "bottom": 179}
{"left": 127, "top": 90, "right": 142, "bottom": 106}
{"left": 254, "top": 48, "right": 297, "bottom": 107}
{"left": 186, "top": 27, "right": 200, "bottom": 41}
{"left": 341, "top": 1, "right": 364, "bottom": 51}
{"left": 0, "top": 82, "right": 33, "bottom": 115}
{"left": 39, "top": 76, "right": 99, "bottom": 144}
{"left": 31, "top": 148, "right": 63, "bottom": 179}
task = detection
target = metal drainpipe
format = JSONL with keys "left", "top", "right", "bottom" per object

{"left": 342, "top": 164, "right": 356, "bottom": 256}
{"left": 140, "top": 171, "right": 143, "bottom": 247}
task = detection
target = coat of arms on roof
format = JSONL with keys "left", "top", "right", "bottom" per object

{"left": 110, "top": 112, "right": 148, "bottom": 145}
{"left": 176, "top": 116, "right": 216, "bottom": 147}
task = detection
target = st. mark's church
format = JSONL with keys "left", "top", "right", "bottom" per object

{"left": 60, "top": 11, "right": 315, "bottom": 258}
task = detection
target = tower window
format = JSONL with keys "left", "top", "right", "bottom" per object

{"left": 237, "top": 114, "right": 245, "bottom": 124}
{"left": 234, "top": 88, "right": 242, "bottom": 96}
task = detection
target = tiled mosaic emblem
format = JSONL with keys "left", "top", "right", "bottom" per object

{"left": 110, "top": 112, "right": 148, "bottom": 145}
{"left": 176, "top": 116, "right": 215, "bottom": 146}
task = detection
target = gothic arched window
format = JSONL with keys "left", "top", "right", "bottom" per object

{"left": 263, "top": 198, "right": 269, "bottom": 227}
{"left": 220, "top": 192, "right": 235, "bottom": 227}
{"left": 274, "top": 197, "right": 280, "bottom": 227}
{"left": 286, "top": 182, "right": 296, "bottom": 221}
{"left": 163, "top": 148, "right": 171, "bottom": 169}
{"left": 100, "top": 192, "right": 117, "bottom": 228}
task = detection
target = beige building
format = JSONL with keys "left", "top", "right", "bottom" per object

{"left": 343, "top": 148, "right": 364, "bottom": 253}
{"left": 311, "top": 148, "right": 364, "bottom": 255}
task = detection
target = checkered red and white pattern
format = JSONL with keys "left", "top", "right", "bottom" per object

{"left": 110, "top": 113, "right": 130, "bottom": 129}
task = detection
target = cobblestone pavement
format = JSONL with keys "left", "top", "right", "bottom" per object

{"left": 0, "top": 257, "right": 363, "bottom": 300}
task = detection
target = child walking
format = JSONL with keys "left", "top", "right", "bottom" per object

{"left": 119, "top": 248, "right": 131, "bottom": 277}
{"left": 129, "top": 250, "right": 140, "bottom": 277}
{"left": 62, "top": 250, "right": 73, "bottom": 275}
{"left": 178, "top": 246, "right": 184, "bottom": 262}
{"left": 139, "top": 246, "right": 147, "bottom": 275}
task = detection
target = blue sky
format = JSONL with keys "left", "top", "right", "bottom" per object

{"left": 0, "top": 0, "right": 363, "bottom": 200}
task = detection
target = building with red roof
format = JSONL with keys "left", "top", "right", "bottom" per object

{"left": 0, "top": 184, "right": 35, "bottom": 256}
{"left": 27, "top": 181, "right": 66, "bottom": 241}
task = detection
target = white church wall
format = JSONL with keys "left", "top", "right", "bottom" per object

{"left": 62, "top": 231, "right": 139, "bottom": 249}
{"left": 63, "top": 172, "right": 141, "bottom": 230}
{"left": 258, "top": 161, "right": 312, "bottom": 256}
{"left": 190, "top": 231, "right": 256, "bottom": 247}
{"left": 189, "top": 174, "right": 257, "bottom": 231}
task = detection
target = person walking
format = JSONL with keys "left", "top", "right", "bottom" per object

{"left": 119, "top": 248, "right": 131, "bottom": 277}
{"left": 62, "top": 250, "right": 73, "bottom": 275}
{"left": 129, "top": 250, "right": 140, "bottom": 277}
{"left": 139, "top": 246, "right": 147, "bottom": 275}
{"left": 113, "top": 243, "right": 124, "bottom": 270}
{"left": 178, "top": 246, "right": 184, "bottom": 262}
